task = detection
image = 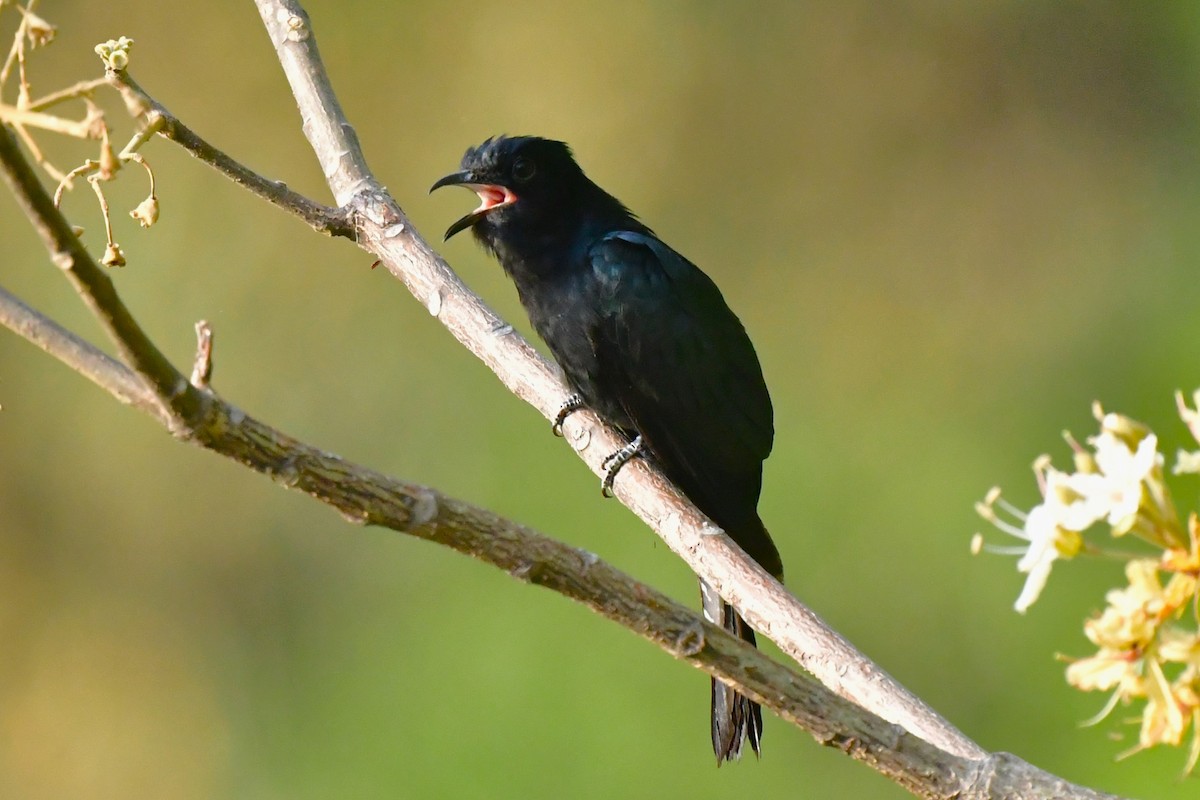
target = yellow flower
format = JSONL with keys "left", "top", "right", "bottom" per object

{"left": 1159, "top": 629, "right": 1200, "bottom": 670}
{"left": 1066, "top": 560, "right": 1173, "bottom": 698}
{"left": 1136, "top": 660, "right": 1187, "bottom": 750}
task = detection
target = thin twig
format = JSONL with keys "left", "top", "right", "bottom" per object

{"left": 0, "top": 102, "right": 100, "bottom": 138}
{"left": 0, "top": 0, "right": 27, "bottom": 89}
{"left": 104, "top": 68, "right": 352, "bottom": 238}
{"left": 12, "top": 118, "right": 67, "bottom": 183}
{"left": 27, "top": 76, "right": 107, "bottom": 111}
{"left": 52, "top": 158, "right": 92, "bottom": 205}
{"left": 87, "top": 173, "right": 113, "bottom": 245}
{"left": 122, "top": 150, "right": 153, "bottom": 195}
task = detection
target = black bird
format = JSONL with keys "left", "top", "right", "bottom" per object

{"left": 432, "top": 135, "right": 782, "bottom": 762}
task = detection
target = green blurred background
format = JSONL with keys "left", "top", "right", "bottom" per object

{"left": 3, "top": 1, "right": 1199, "bottom": 797}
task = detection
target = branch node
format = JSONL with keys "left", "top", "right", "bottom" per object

{"left": 352, "top": 192, "right": 397, "bottom": 227}
{"left": 426, "top": 287, "right": 443, "bottom": 317}
{"left": 674, "top": 624, "right": 707, "bottom": 658}
{"left": 279, "top": 12, "right": 311, "bottom": 43}
{"left": 409, "top": 490, "right": 438, "bottom": 528}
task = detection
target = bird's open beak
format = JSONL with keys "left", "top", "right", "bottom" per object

{"left": 430, "top": 170, "right": 518, "bottom": 241}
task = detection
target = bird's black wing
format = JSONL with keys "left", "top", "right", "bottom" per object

{"left": 587, "top": 231, "right": 773, "bottom": 540}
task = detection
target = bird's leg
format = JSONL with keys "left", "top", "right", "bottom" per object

{"left": 600, "top": 435, "right": 643, "bottom": 497}
{"left": 551, "top": 394, "right": 586, "bottom": 437}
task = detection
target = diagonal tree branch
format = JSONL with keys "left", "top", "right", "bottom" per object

{"left": 0, "top": 250, "right": 1123, "bottom": 800}
{"left": 250, "top": 0, "right": 981, "bottom": 762}
{"left": 0, "top": 259, "right": 968, "bottom": 798}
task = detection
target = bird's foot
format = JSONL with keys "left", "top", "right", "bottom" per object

{"left": 551, "top": 394, "right": 585, "bottom": 437}
{"left": 600, "top": 435, "right": 643, "bottom": 497}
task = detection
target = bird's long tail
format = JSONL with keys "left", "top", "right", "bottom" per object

{"left": 701, "top": 578, "right": 763, "bottom": 763}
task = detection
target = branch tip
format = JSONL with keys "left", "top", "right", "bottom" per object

{"left": 190, "top": 320, "right": 213, "bottom": 387}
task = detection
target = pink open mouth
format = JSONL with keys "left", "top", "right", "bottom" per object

{"left": 472, "top": 184, "right": 517, "bottom": 214}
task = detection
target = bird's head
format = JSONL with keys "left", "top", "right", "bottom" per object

{"left": 430, "top": 135, "right": 588, "bottom": 243}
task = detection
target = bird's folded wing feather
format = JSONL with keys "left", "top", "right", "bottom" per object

{"left": 586, "top": 231, "right": 772, "bottom": 519}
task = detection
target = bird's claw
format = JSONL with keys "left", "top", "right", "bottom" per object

{"left": 600, "top": 435, "right": 643, "bottom": 497}
{"left": 551, "top": 394, "right": 585, "bottom": 436}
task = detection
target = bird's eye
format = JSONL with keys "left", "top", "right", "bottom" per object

{"left": 511, "top": 157, "right": 536, "bottom": 183}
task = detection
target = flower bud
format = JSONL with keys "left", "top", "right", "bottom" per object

{"left": 94, "top": 37, "right": 134, "bottom": 71}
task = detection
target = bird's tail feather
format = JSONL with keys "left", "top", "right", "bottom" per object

{"left": 701, "top": 579, "right": 763, "bottom": 763}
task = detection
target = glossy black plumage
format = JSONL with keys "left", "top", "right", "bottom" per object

{"left": 432, "top": 136, "right": 782, "bottom": 762}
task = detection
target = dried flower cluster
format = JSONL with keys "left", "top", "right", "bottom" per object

{"left": 1, "top": 5, "right": 158, "bottom": 268}
{"left": 976, "top": 394, "right": 1200, "bottom": 774}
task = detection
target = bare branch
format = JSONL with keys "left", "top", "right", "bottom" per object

{"left": 0, "top": 102, "right": 99, "bottom": 137}
{"left": 251, "top": 0, "right": 983, "bottom": 763}
{"left": 0, "top": 269, "right": 1123, "bottom": 800}
{"left": 26, "top": 76, "right": 107, "bottom": 111}
{"left": 15, "top": 117, "right": 68, "bottom": 183}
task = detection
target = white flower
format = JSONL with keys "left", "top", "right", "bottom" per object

{"left": 976, "top": 405, "right": 1182, "bottom": 611}
{"left": 975, "top": 482, "right": 1085, "bottom": 613}
{"left": 1012, "top": 504, "right": 1068, "bottom": 613}
{"left": 1087, "top": 430, "right": 1159, "bottom": 533}
{"left": 1040, "top": 459, "right": 1108, "bottom": 532}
